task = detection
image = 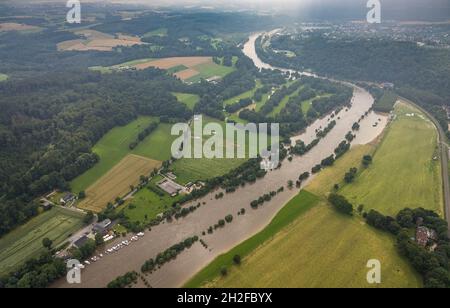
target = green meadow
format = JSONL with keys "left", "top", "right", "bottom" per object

{"left": 341, "top": 102, "right": 443, "bottom": 216}
{"left": 174, "top": 92, "right": 200, "bottom": 110}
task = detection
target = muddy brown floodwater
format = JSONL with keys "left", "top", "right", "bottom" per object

{"left": 53, "top": 32, "right": 387, "bottom": 288}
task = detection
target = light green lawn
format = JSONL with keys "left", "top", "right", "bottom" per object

{"left": 174, "top": 92, "right": 200, "bottom": 110}
{"left": 0, "top": 74, "right": 8, "bottom": 82}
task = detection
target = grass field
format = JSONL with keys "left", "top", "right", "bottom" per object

{"left": 142, "top": 28, "right": 167, "bottom": 38}
{"left": 185, "top": 62, "right": 235, "bottom": 83}
{"left": 185, "top": 190, "right": 320, "bottom": 287}
{"left": 0, "top": 73, "right": 8, "bottom": 82}
{"left": 0, "top": 207, "right": 84, "bottom": 275}
{"left": 78, "top": 154, "right": 162, "bottom": 213}
{"left": 70, "top": 117, "right": 166, "bottom": 193}
{"left": 121, "top": 175, "right": 183, "bottom": 224}
{"left": 170, "top": 115, "right": 254, "bottom": 184}
{"left": 174, "top": 92, "right": 199, "bottom": 110}
{"left": 131, "top": 123, "right": 178, "bottom": 162}
{"left": 306, "top": 144, "right": 375, "bottom": 197}
{"left": 341, "top": 102, "right": 443, "bottom": 216}
{"left": 204, "top": 203, "right": 421, "bottom": 288}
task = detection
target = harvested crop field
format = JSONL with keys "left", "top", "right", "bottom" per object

{"left": 57, "top": 30, "right": 144, "bottom": 51}
{"left": 0, "top": 22, "right": 40, "bottom": 32}
{"left": 89, "top": 56, "right": 234, "bottom": 81}
{"left": 175, "top": 68, "right": 199, "bottom": 80}
{"left": 134, "top": 57, "right": 212, "bottom": 70}
{"left": 78, "top": 154, "right": 162, "bottom": 212}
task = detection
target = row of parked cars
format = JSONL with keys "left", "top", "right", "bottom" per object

{"left": 83, "top": 232, "right": 146, "bottom": 266}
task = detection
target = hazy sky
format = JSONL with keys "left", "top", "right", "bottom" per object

{"left": 17, "top": 0, "right": 450, "bottom": 20}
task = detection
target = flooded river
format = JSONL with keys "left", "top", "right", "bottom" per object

{"left": 54, "top": 32, "right": 387, "bottom": 288}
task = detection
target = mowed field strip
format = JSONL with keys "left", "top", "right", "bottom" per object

{"left": 78, "top": 154, "right": 162, "bottom": 212}
{"left": 0, "top": 207, "right": 84, "bottom": 275}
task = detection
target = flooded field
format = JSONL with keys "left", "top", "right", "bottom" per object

{"left": 54, "top": 32, "right": 388, "bottom": 288}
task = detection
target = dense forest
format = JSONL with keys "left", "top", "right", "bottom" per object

{"left": 0, "top": 68, "right": 192, "bottom": 236}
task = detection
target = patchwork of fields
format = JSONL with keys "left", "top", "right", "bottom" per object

{"left": 90, "top": 56, "right": 235, "bottom": 82}
{"left": 78, "top": 154, "right": 161, "bottom": 213}
{"left": 71, "top": 117, "right": 167, "bottom": 193}
{"left": 0, "top": 207, "right": 84, "bottom": 275}
{"left": 57, "top": 30, "right": 144, "bottom": 52}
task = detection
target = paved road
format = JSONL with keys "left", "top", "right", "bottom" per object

{"left": 399, "top": 96, "right": 450, "bottom": 237}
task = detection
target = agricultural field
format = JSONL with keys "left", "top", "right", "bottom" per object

{"left": 341, "top": 102, "right": 443, "bottom": 216}
{"left": 57, "top": 30, "right": 144, "bottom": 52}
{"left": 204, "top": 203, "right": 421, "bottom": 288}
{"left": 89, "top": 56, "right": 234, "bottom": 82}
{"left": 0, "top": 74, "right": 8, "bottom": 82}
{"left": 78, "top": 154, "right": 161, "bottom": 213}
{"left": 0, "top": 22, "right": 41, "bottom": 32}
{"left": 0, "top": 207, "right": 84, "bottom": 275}
{"left": 70, "top": 117, "right": 158, "bottom": 193}
{"left": 173, "top": 92, "right": 200, "bottom": 110}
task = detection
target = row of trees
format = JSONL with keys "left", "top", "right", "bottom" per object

{"left": 141, "top": 236, "right": 199, "bottom": 273}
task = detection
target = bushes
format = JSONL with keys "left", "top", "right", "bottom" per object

{"left": 362, "top": 155, "right": 373, "bottom": 167}
{"left": 328, "top": 193, "right": 353, "bottom": 216}
{"left": 344, "top": 168, "right": 358, "bottom": 183}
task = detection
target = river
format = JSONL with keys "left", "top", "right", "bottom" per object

{"left": 54, "top": 32, "right": 387, "bottom": 288}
